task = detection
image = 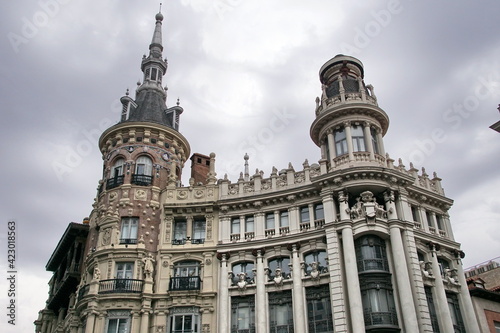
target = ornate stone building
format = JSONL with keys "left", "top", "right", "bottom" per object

{"left": 36, "top": 11, "right": 480, "bottom": 333}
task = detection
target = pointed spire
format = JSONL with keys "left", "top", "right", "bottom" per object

{"left": 150, "top": 11, "right": 164, "bottom": 59}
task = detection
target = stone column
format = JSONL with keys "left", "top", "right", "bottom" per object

{"left": 84, "top": 312, "right": 96, "bottom": 333}
{"left": 455, "top": 261, "right": 481, "bottom": 332}
{"left": 255, "top": 250, "right": 267, "bottom": 333}
{"left": 341, "top": 227, "right": 365, "bottom": 333}
{"left": 140, "top": 311, "right": 150, "bottom": 333}
{"left": 218, "top": 254, "right": 230, "bottom": 333}
{"left": 255, "top": 212, "right": 265, "bottom": 239}
{"left": 389, "top": 225, "right": 419, "bottom": 332}
{"left": 291, "top": 244, "right": 306, "bottom": 333}
{"left": 376, "top": 130, "right": 385, "bottom": 156}
{"left": 130, "top": 311, "right": 141, "bottom": 333}
{"left": 327, "top": 130, "right": 336, "bottom": 165}
{"left": 321, "top": 189, "right": 337, "bottom": 224}
{"left": 344, "top": 122, "right": 355, "bottom": 161}
{"left": 363, "top": 122, "right": 375, "bottom": 160}
{"left": 429, "top": 245, "right": 455, "bottom": 332}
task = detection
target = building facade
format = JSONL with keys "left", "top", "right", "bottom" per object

{"left": 37, "top": 12, "right": 480, "bottom": 333}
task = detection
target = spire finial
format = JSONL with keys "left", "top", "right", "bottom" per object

{"left": 159, "top": 3, "right": 162, "bottom": 13}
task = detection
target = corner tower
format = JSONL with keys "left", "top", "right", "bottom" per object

{"left": 310, "top": 54, "right": 389, "bottom": 169}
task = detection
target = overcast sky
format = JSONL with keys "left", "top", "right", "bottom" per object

{"left": 1, "top": 0, "right": 500, "bottom": 331}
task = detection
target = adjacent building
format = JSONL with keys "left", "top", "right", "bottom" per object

{"left": 36, "top": 11, "right": 481, "bottom": 333}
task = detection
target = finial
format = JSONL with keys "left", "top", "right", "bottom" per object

{"left": 159, "top": 3, "right": 162, "bottom": 13}
{"left": 137, "top": 80, "right": 141, "bottom": 86}
{"left": 156, "top": 3, "right": 164, "bottom": 21}
{"left": 125, "top": 88, "right": 129, "bottom": 96}
{"left": 176, "top": 98, "right": 180, "bottom": 106}
{"left": 244, "top": 153, "right": 249, "bottom": 161}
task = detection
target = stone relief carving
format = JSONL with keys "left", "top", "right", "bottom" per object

{"left": 347, "top": 191, "right": 387, "bottom": 220}
{"left": 420, "top": 261, "right": 434, "bottom": 279}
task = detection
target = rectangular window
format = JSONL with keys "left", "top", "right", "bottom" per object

{"left": 192, "top": 219, "right": 206, "bottom": 244}
{"left": 170, "top": 313, "right": 199, "bottom": 333}
{"left": 435, "top": 214, "right": 444, "bottom": 230}
{"left": 306, "top": 285, "right": 334, "bottom": 333}
{"left": 334, "top": 128, "right": 347, "bottom": 156}
{"left": 115, "top": 262, "right": 134, "bottom": 279}
{"left": 245, "top": 216, "right": 254, "bottom": 233}
{"left": 314, "top": 203, "right": 324, "bottom": 220}
{"left": 173, "top": 219, "right": 187, "bottom": 245}
{"left": 231, "top": 296, "right": 255, "bottom": 333}
{"left": 120, "top": 217, "right": 138, "bottom": 244}
{"left": 265, "top": 213, "right": 275, "bottom": 230}
{"left": 231, "top": 217, "right": 240, "bottom": 234}
{"left": 425, "top": 211, "right": 433, "bottom": 228}
{"left": 494, "top": 321, "right": 500, "bottom": 333}
{"left": 425, "top": 287, "right": 440, "bottom": 333}
{"left": 411, "top": 206, "right": 420, "bottom": 222}
{"left": 107, "top": 318, "right": 129, "bottom": 333}
{"left": 300, "top": 206, "right": 310, "bottom": 223}
{"left": 269, "top": 291, "right": 293, "bottom": 333}
{"left": 351, "top": 125, "right": 366, "bottom": 152}
{"left": 371, "top": 128, "right": 380, "bottom": 154}
{"left": 447, "top": 292, "right": 465, "bottom": 332}
{"left": 279, "top": 211, "right": 289, "bottom": 227}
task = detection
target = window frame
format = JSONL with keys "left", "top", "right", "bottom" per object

{"left": 120, "top": 217, "right": 138, "bottom": 244}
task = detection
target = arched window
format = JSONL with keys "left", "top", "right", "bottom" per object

{"left": 231, "top": 262, "right": 255, "bottom": 285}
{"left": 268, "top": 257, "right": 291, "bottom": 280}
{"left": 107, "top": 158, "right": 125, "bottom": 189}
{"left": 355, "top": 236, "right": 390, "bottom": 272}
{"left": 170, "top": 261, "right": 201, "bottom": 291}
{"left": 304, "top": 250, "right": 328, "bottom": 276}
{"left": 132, "top": 156, "right": 153, "bottom": 186}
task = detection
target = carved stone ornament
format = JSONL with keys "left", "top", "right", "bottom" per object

{"left": 135, "top": 189, "right": 147, "bottom": 200}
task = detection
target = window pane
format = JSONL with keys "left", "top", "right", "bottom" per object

{"left": 265, "top": 213, "right": 275, "bottom": 229}
{"left": 300, "top": 206, "right": 310, "bottom": 223}
{"left": 245, "top": 216, "right": 254, "bottom": 232}
{"left": 193, "top": 219, "right": 206, "bottom": 240}
{"left": 174, "top": 220, "right": 187, "bottom": 240}
{"left": 107, "top": 319, "right": 117, "bottom": 333}
{"left": 231, "top": 218, "right": 240, "bottom": 234}
{"left": 314, "top": 204, "right": 324, "bottom": 220}
{"left": 280, "top": 211, "right": 289, "bottom": 227}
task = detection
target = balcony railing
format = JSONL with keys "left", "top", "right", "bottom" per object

{"left": 106, "top": 175, "right": 124, "bottom": 190}
{"left": 191, "top": 238, "right": 205, "bottom": 244}
{"left": 77, "top": 284, "right": 90, "bottom": 301}
{"left": 131, "top": 174, "right": 153, "bottom": 186}
{"left": 172, "top": 239, "right": 186, "bottom": 245}
{"left": 364, "top": 310, "right": 398, "bottom": 327}
{"left": 357, "top": 258, "right": 390, "bottom": 272}
{"left": 119, "top": 238, "right": 138, "bottom": 245}
{"left": 169, "top": 276, "right": 201, "bottom": 291}
{"left": 98, "top": 279, "right": 143, "bottom": 294}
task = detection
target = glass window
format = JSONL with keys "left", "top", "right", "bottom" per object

{"left": 245, "top": 216, "right": 254, "bottom": 233}
{"left": 371, "top": 127, "right": 379, "bottom": 154}
{"left": 173, "top": 219, "right": 187, "bottom": 244}
{"left": 334, "top": 128, "right": 347, "bottom": 156}
{"left": 411, "top": 206, "right": 420, "bottom": 222}
{"left": 268, "top": 257, "right": 291, "bottom": 279}
{"left": 269, "top": 291, "right": 293, "bottom": 333}
{"left": 279, "top": 211, "right": 289, "bottom": 227}
{"left": 135, "top": 156, "right": 153, "bottom": 176}
{"left": 231, "top": 217, "right": 240, "bottom": 234}
{"left": 425, "top": 287, "right": 440, "bottom": 333}
{"left": 435, "top": 214, "right": 444, "bottom": 230}
{"left": 168, "top": 307, "right": 200, "bottom": 333}
{"left": 107, "top": 318, "right": 128, "bottom": 333}
{"left": 351, "top": 125, "right": 366, "bottom": 152}
{"left": 192, "top": 219, "right": 205, "bottom": 243}
{"left": 265, "top": 213, "right": 275, "bottom": 230}
{"left": 231, "top": 262, "right": 254, "bottom": 285}
{"left": 355, "top": 236, "right": 390, "bottom": 272}
{"left": 120, "top": 217, "right": 138, "bottom": 244}
{"left": 231, "top": 296, "right": 255, "bottom": 333}
{"left": 426, "top": 211, "right": 434, "bottom": 228}
{"left": 306, "top": 285, "right": 334, "bottom": 333}
{"left": 112, "top": 158, "right": 124, "bottom": 177}
{"left": 115, "top": 262, "right": 133, "bottom": 279}
{"left": 174, "top": 261, "right": 200, "bottom": 277}
{"left": 170, "top": 262, "right": 201, "bottom": 291}
{"left": 314, "top": 203, "right": 324, "bottom": 220}
{"left": 494, "top": 321, "right": 500, "bottom": 333}
{"left": 151, "top": 68, "right": 157, "bottom": 81}
{"left": 304, "top": 251, "right": 328, "bottom": 276}
{"left": 447, "top": 292, "right": 465, "bottom": 332}
{"left": 300, "top": 206, "right": 310, "bottom": 223}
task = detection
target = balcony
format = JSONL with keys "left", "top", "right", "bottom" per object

{"left": 98, "top": 279, "right": 143, "bottom": 294}
{"left": 131, "top": 174, "right": 153, "bottom": 186}
{"left": 172, "top": 239, "right": 186, "bottom": 245}
{"left": 106, "top": 175, "right": 124, "bottom": 190}
{"left": 357, "top": 258, "right": 390, "bottom": 272}
{"left": 191, "top": 238, "right": 205, "bottom": 244}
{"left": 169, "top": 276, "right": 201, "bottom": 291}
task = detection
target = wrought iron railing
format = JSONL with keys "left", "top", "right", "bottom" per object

{"left": 191, "top": 238, "right": 205, "bottom": 244}
{"left": 119, "top": 238, "right": 137, "bottom": 245}
{"left": 169, "top": 276, "right": 201, "bottom": 291}
{"left": 363, "top": 310, "right": 398, "bottom": 327}
{"left": 106, "top": 175, "right": 124, "bottom": 190}
{"left": 98, "top": 279, "right": 143, "bottom": 294}
{"left": 77, "top": 284, "right": 90, "bottom": 301}
{"left": 172, "top": 239, "right": 186, "bottom": 245}
{"left": 131, "top": 174, "right": 153, "bottom": 186}
{"left": 357, "top": 258, "right": 390, "bottom": 272}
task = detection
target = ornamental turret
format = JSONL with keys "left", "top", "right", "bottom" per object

{"left": 310, "top": 54, "right": 389, "bottom": 170}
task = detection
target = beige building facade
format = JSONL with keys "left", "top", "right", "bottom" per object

{"left": 36, "top": 11, "right": 480, "bottom": 333}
